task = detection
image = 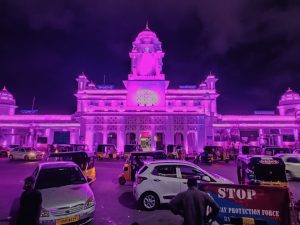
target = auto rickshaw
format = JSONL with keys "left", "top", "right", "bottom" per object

{"left": 195, "top": 146, "right": 229, "bottom": 164}
{"left": 47, "top": 151, "right": 96, "bottom": 184}
{"left": 96, "top": 144, "right": 118, "bottom": 160}
{"left": 237, "top": 155, "right": 288, "bottom": 187}
{"left": 118, "top": 151, "right": 167, "bottom": 185}
{"left": 123, "top": 144, "right": 142, "bottom": 159}
{"left": 240, "top": 145, "right": 262, "bottom": 155}
{"left": 166, "top": 145, "right": 185, "bottom": 160}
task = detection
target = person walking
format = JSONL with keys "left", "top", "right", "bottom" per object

{"left": 16, "top": 176, "right": 42, "bottom": 225}
{"left": 169, "top": 178, "right": 220, "bottom": 225}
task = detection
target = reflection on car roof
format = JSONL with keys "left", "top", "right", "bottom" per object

{"left": 39, "top": 161, "right": 78, "bottom": 169}
{"left": 145, "top": 160, "right": 194, "bottom": 166}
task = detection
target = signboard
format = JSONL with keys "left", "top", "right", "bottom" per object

{"left": 20, "top": 109, "right": 38, "bottom": 114}
{"left": 97, "top": 85, "right": 114, "bottom": 89}
{"left": 200, "top": 183, "right": 291, "bottom": 225}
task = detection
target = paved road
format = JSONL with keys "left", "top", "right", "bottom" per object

{"left": 0, "top": 158, "right": 299, "bottom": 225}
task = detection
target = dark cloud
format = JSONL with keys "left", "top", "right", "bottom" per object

{"left": 0, "top": 0, "right": 299, "bottom": 114}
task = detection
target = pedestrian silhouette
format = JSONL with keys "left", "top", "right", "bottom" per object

{"left": 169, "top": 178, "right": 220, "bottom": 225}
{"left": 16, "top": 176, "right": 42, "bottom": 225}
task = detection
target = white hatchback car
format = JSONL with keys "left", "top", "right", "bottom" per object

{"left": 133, "top": 160, "right": 232, "bottom": 210}
{"left": 32, "top": 162, "right": 95, "bottom": 225}
{"left": 276, "top": 154, "right": 300, "bottom": 180}
{"left": 9, "top": 147, "right": 44, "bottom": 161}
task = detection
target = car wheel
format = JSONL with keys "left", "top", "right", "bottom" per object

{"left": 139, "top": 192, "right": 159, "bottom": 211}
{"left": 286, "top": 171, "right": 293, "bottom": 181}
{"left": 24, "top": 155, "right": 29, "bottom": 161}
{"left": 118, "top": 176, "right": 126, "bottom": 185}
{"left": 9, "top": 155, "right": 14, "bottom": 160}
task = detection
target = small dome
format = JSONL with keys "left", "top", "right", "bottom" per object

{"left": 0, "top": 86, "right": 16, "bottom": 105}
{"left": 132, "top": 23, "right": 162, "bottom": 51}
{"left": 279, "top": 88, "right": 300, "bottom": 105}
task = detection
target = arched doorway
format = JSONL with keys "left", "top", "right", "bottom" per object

{"left": 107, "top": 132, "right": 117, "bottom": 147}
{"left": 126, "top": 132, "right": 136, "bottom": 145}
{"left": 174, "top": 132, "right": 184, "bottom": 147}
{"left": 93, "top": 132, "right": 103, "bottom": 148}
{"left": 187, "top": 132, "right": 197, "bottom": 154}
{"left": 155, "top": 133, "right": 165, "bottom": 150}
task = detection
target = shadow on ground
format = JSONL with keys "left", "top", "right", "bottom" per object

{"left": 118, "top": 191, "right": 138, "bottom": 209}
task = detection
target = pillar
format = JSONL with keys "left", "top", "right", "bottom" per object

{"left": 85, "top": 125, "right": 94, "bottom": 152}
{"left": 294, "top": 129, "right": 299, "bottom": 142}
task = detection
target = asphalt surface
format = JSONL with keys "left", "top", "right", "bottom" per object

{"left": 0, "top": 158, "right": 299, "bottom": 225}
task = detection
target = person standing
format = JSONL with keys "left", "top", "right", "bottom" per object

{"left": 16, "top": 176, "right": 42, "bottom": 225}
{"left": 169, "top": 178, "right": 220, "bottom": 225}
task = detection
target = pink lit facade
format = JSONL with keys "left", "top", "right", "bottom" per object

{"left": 1, "top": 26, "right": 300, "bottom": 152}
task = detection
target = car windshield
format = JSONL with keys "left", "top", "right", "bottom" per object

{"left": 48, "top": 154, "right": 87, "bottom": 170}
{"left": 24, "top": 148, "right": 35, "bottom": 152}
{"left": 35, "top": 166, "right": 86, "bottom": 189}
{"left": 253, "top": 165, "right": 287, "bottom": 182}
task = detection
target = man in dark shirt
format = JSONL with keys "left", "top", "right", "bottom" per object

{"left": 169, "top": 178, "right": 220, "bottom": 225}
{"left": 17, "top": 176, "right": 42, "bottom": 225}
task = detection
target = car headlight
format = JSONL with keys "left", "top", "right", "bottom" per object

{"left": 41, "top": 208, "right": 50, "bottom": 217}
{"left": 28, "top": 151, "right": 36, "bottom": 157}
{"left": 84, "top": 196, "right": 95, "bottom": 209}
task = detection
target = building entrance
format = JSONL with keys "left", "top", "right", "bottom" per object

{"left": 140, "top": 131, "right": 151, "bottom": 151}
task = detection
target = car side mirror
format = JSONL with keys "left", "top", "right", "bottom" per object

{"left": 201, "top": 175, "right": 211, "bottom": 182}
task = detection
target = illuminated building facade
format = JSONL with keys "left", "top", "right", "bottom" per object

{"left": 0, "top": 26, "right": 300, "bottom": 152}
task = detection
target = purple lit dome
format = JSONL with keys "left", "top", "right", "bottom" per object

{"left": 0, "top": 86, "right": 16, "bottom": 105}
{"left": 279, "top": 88, "right": 300, "bottom": 106}
{"left": 132, "top": 23, "right": 162, "bottom": 52}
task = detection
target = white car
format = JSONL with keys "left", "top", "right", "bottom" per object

{"left": 32, "top": 162, "right": 95, "bottom": 225}
{"left": 276, "top": 154, "right": 300, "bottom": 180}
{"left": 9, "top": 147, "right": 44, "bottom": 161}
{"left": 133, "top": 160, "right": 232, "bottom": 210}
{"left": 293, "top": 149, "right": 300, "bottom": 154}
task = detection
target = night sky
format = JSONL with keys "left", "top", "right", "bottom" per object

{"left": 1, "top": 0, "right": 300, "bottom": 115}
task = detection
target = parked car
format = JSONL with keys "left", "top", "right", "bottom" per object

{"left": 293, "top": 149, "right": 300, "bottom": 154}
{"left": 9, "top": 147, "right": 44, "bottom": 161}
{"left": 276, "top": 154, "right": 300, "bottom": 180}
{"left": 32, "top": 162, "right": 95, "bottom": 225}
{"left": 133, "top": 160, "right": 232, "bottom": 210}
{"left": 0, "top": 147, "right": 9, "bottom": 158}
{"left": 0, "top": 145, "right": 19, "bottom": 158}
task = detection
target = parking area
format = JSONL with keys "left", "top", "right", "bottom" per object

{"left": 0, "top": 158, "right": 299, "bottom": 225}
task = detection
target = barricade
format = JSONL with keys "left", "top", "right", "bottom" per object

{"left": 200, "top": 183, "right": 292, "bottom": 225}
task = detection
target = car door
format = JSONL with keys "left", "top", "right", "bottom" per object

{"left": 15, "top": 148, "right": 23, "bottom": 159}
{"left": 150, "top": 165, "right": 181, "bottom": 201}
{"left": 177, "top": 165, "right": 215, "bottom": 191}
{"left": 19, "top": 148, "right": 26, "bottom": 159}
{"left": 11, "top": 148, "right": 18, "bottom": 158}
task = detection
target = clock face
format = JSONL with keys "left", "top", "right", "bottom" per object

{"left": 136, "top": 89, "right": 158, "bottom": 106}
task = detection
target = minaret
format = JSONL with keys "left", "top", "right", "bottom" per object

{"left": 0, "top": 86, "right": 17, "bottom": 115}
{"left": 76, "top": 72, "right": 89, "bottom": 91}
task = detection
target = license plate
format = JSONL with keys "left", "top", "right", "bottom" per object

{"left": 56, "top": 215, "right": 80, "bottom": 225}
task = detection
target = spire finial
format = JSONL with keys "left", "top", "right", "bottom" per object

{"left": 145, "top": 20, "right": 150, "bottom": 30}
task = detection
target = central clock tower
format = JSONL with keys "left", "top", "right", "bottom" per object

{"left": 123, "top": 24, "right": 169, "bottom": 109}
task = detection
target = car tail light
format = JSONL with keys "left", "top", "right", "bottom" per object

{"left": 136, "top": 176, "right": 147, "bottom": 184}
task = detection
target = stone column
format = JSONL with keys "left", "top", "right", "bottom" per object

{"left": 11, "top": 128, "right": 15, "bottom": 145}
{"left": 117, "top": 127, "right": 124, "bottom": 154}
{"left": 85, "top": 125, "right": 94, "bottom": 152}
{"left": 151, "top": 125, "right": 155, "bottom": 151}
{"left": 294, "top": 129, "right": 299, "bottom": 142}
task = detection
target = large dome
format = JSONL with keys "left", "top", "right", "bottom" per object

{"left": 279, "top": 88, "right": 300, "bottom": 106}
{"left": 0, "top": 86, "right": 16, "bottom": 105}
